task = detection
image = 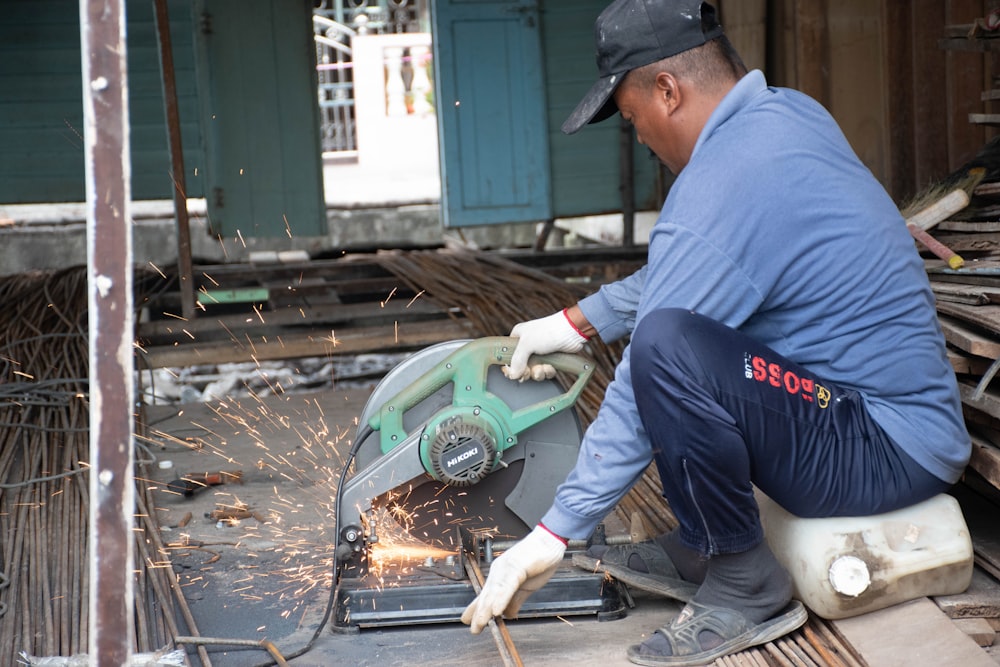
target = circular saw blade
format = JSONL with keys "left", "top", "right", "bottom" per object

{"left": 353, "top": 340, "right": 584, "bottom": 548}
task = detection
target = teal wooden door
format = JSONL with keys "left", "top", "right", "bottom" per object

{"left": 194, "top": 0, "right": 325, "bottom": 238}
{"left": 432, "top": 0, "right": 552, "bottom": 228}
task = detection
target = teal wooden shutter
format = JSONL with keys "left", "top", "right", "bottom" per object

{"left": 194, "top": 0, "right": 325, "bottom": 238}
{"left": 432, "top": 0, "right": 552, "bottom": 228}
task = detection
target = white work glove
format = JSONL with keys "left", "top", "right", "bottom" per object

{"left": 461, "top": 524, "right": 567, "bottom": 634}
{"left": 506, "top": 309, "right": 588, "bottom": 382}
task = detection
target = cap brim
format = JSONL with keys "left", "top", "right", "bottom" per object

{"left": 561, "top": 73, "right": 624, "bottom": 135}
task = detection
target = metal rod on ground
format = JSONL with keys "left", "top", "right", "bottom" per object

{"left": 809, "top": 620, "right": 865, "bottom": 667}
{"left": 464, "top": 557, "right": 524, "bottom": 667}
{"left": 132, "top": 494, "right": 192, "bottom": 662}
{"left": 135, "top": 492, "right": 213, "bottom": 667}
{"left": 801, "top": 626, "right": 843, "bottom": 667}
{"left": 790, "top": 632, "right": 836, "bottom": 667}
{"left": 81, "top": 0, "right": 136, "bottom": 660}
{"left": 173, "top": 636, "right": 288, "bottom": 666}
{"left": 773, "top": 637, "right": 811, "bottom": 666}
{"left": 489, "top": 534, "right": 632, "bottom": 553}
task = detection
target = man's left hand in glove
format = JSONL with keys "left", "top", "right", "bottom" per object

{"left": 460, "top": 524, "right": 567, "bottom": 634}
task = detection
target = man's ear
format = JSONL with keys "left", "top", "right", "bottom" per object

{"left": 655, "top": 71, "right": 681, "bottom": 114}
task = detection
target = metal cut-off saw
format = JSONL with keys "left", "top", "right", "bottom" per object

{"left": 333, "top": 337, "right": 629, "bottom": 630}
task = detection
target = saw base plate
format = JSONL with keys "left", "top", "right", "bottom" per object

{"left": 332, "top": 558, "right": 630, "bottom": 631}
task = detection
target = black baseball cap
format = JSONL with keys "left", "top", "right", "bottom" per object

{"left": 562, "top": 0, "right": 724, "bottom": 134}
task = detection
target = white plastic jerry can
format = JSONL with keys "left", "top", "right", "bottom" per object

{"left": 756, "top": 490, "right": 974, "bottom": 620}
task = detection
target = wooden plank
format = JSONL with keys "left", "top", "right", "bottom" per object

{"left": 933, "top": 282, "right": 992, "bottom": 305}
{"left": 906, "top": 0, "right": 950, "bottom": 198}
{"left": 792, "top": 0, "right": 829, "bottom": 106}
{"left": 932, "top": 273, "right": 1000, "bottom": 289}
{"left": 882, "top": 0, "right": 916, "bottom": 201}
{"left": 960, "top": 382, "right": 1000, "bottom": 421}
{"left": 936, "top": 567, "right": 1000, "bottom": 620}
{"left": 939, "top": 220, "right": 1000, "bottom": 232}
{"left": 945, "top": 0, "right": 990, "bottom": 169}
{"left": 970, "top": 113, "right": 1000, "bottom": 126}
{"left": 929, "top": 233, "right": 1000, "bottom": 254}
{"left": 935, "top": 303, "right": 1000, "bottom": 342}
{"left": 956, "top": 203, "right": 1000, "bottom": 218}
{"left": 825, "top": 1, "right": 888, "bottom": 182}
{"left": 136, "top": 298, "right": 447, "bottom": 344}
{"left": 952, "top": 618, "right": 997, "bottom": 646}
{"left": 969, "top": 433, "right": 1000, "bottom": 493}
{"left": 938, "top": 314, "right": 1000, "bottom": 358}
{"left": 938, "top": 37, "right": 1000, "bottom": 52}
{"left": 950, "top": 348, "right": 974, "bottom": 373}
{"left": 947, "top": 348, "right": 996, "bottom": 375}
{"left": 928, "top": 259, "right": 1000, "bottom": 273}
{"left": 717, "top": 0, "right": 766, "bottom": 72}
{"left": 831, "top": 597, "right": 995, "bottom": 666}
{"left": 137, "top": 318, "right": 476, "bottom": 369}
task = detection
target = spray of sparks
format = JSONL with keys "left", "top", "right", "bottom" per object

{"left": 137, "top": 357, "right": 502, "bottom": 621}
{"left": 129, "top": 264, "right": 516, "bottom": 623}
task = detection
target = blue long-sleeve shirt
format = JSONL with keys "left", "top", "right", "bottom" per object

{"left": 541, "top": 70, "right": 971, "bottom": 540}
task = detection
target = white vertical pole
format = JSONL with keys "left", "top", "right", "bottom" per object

{"left": 410, "top": 45, "right": 433, "bottom": 116}
{"left": 384, "top": 46, "right": 407, "bottom": 116}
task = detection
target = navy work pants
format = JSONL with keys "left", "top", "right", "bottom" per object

{"left": 630, "top": 308, "right": 950, "bottom": 556}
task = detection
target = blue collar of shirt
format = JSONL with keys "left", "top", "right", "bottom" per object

{"left": 690, "top": 69, "right": 769, "bottom": 159}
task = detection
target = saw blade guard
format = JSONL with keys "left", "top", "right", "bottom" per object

{"left": 369, "top": 336, "right": 593, "bottom": 469}
{"left": 337, "top": 336, "right": 594, "bottom": 563}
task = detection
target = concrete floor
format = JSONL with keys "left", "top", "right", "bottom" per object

{"left": 142, "top": 382, "right": 688, "bottom": 666}
{"left": 142, "top": 369, "right": 1000, "bottom": 667}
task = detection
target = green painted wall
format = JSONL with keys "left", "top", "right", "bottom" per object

{"left": 541, "top": 1, "right": 663, "bottom": 218}
{"left": 0, "top": 0, "right": 205, "bottom": 204}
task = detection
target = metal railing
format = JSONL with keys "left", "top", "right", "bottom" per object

{"left": 314, "top": 15, "right": 358, "bottom": 154}
{"left": 314, "top": 1, "right": 428, "bottom": 157}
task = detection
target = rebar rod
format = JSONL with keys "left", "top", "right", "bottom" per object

{"left": 0, "top": 268, "right": 179, "bottom": 664}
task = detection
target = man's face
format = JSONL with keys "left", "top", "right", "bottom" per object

{"left": 613, "top": 74, "right": 685, "bottom": 175}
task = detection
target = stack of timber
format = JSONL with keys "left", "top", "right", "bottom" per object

{"left": 916, "top": 136, "right": 1000, "bottom": 492}
{"left": 134, "top": 247, "right": 647, "bottom": 370}
{"left": 911, "top": 136, "right": 1000, "bottom": 649}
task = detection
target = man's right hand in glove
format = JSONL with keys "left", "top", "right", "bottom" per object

{"left": 507, "top": 308, "right": 591, "bottom": 381}
{"left": 461, "top": 524, "right": 568, "bottom": 634}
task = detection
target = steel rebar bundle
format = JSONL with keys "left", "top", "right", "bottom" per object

{"left": 0, "top": 268, "right": 199, "bottom": 665}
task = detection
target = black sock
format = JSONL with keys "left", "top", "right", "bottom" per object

{"left": 655, "top": 530, "right": 708, "bottom": 584}
{"left": 692, "top": 540, "right": 793, "bottom": 625}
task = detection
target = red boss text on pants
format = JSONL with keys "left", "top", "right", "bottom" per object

{"left": 744, "top": 353, "right": 830, "bottom": 408}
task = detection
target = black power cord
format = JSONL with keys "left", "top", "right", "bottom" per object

{"left": 251, "top": 423, "right": 373, "bottom": 667}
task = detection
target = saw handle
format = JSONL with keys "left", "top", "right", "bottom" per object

{"left": 368, "top": 336, "right": 593, "bottom": 453}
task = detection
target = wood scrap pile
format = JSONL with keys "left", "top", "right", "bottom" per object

{"left": 908, "top": 136, "right": 1000, "bottom": 647}
{"left": 907, "top": 136, "right": 1000, "bottom": 495}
